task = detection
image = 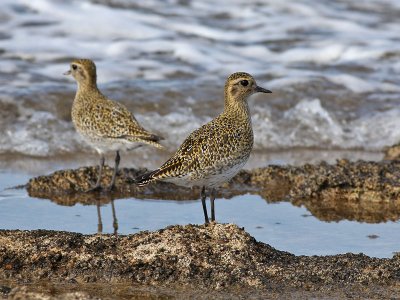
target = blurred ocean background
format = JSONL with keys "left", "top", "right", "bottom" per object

{"left": 1, "top": 0, "right": 400, "bottom": 172}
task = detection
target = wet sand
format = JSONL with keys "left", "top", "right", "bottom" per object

{"left": 2, "top": 157, "right": 400, "bottom": 299}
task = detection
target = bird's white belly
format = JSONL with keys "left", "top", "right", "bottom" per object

{"left": 78, "top": 132, "right": 140, "bottom": 154}
{"left": 164, "top": 159, "right": 247, "bottom": 188}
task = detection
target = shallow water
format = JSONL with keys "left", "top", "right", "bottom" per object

{"left": 1, "top": 171, "right": 398, "bottom": 258}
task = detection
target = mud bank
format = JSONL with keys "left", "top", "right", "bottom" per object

{"left": 27, "top": 159, "right": 400, "bottom": 223}
{"left": 1, "top": 224, "right": 400, "bottom": 299}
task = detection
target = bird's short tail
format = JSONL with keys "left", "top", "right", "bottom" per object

{"left": 135, "top": 169, "right": 160, "bottom": 186}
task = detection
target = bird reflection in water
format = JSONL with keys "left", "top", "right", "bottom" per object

{"left": 95, "top": 198, "right": 118, "bottom": 236}
{"left": 27, "top": 187, "right": 121, "bottom": 236}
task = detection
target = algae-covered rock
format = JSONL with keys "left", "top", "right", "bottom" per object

{"left": 0, "top": 224, "right": 399, "bottom": 299}
{"left": 26, "top": 160, "right": 400, "bottom": 223}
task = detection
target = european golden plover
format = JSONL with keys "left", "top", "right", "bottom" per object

{"left": 64, "top": 59, "right": 163, "bottom": 191}
{"left": 136, "top": 72, "right": 271, "bottom": 223}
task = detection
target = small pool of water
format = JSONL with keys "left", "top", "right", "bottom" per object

{"left": 0, "top": 171, "right": 398, "bottom": 258}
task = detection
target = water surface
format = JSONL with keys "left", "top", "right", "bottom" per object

{"left": 1, "top": 171, "right": 398, "bottom": 258}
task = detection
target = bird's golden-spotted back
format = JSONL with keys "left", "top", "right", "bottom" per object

{"left": 154, "top": 111, "right": 253, "bottom": 181}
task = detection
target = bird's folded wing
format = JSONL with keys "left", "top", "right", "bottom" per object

{"left": 146, "top": 130, "right": 208, "bottom": 180}
{"left": 93, "top": 100, "right": 163, "bottom": 143}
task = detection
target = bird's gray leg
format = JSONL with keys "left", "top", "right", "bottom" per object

{"left": 201, "top": 186, "right": 209, "bottom": 224}
{"left": 210, "top": 188, "right": 216, "bottom": 222}
{"left": 111, "top": 199, "right": 118, "bottom": 237}
{"left": 107, "top": 151, "right": 120, "bottom": 191}
{"left": 86, "top": 155, "right": 105, "bottom": 192}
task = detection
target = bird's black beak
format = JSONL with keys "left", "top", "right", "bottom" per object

{"left": 63, "top": 70, "right": 71, "bottom": 76}
{"left": 255, "top": 86, "right": 272, "bottom": 93}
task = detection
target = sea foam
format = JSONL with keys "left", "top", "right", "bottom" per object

{"left": 0, "top": 0, "right": 399, "bottom": 158}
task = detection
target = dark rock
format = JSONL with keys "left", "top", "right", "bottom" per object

{"left": 0, "top": 285, "right": 11, "bottom": 295}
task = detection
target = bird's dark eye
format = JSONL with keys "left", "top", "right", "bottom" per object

{"left": 72, "top": 64, "right": 77, "bottom": 70}
{"left": 240, "top": 80, "right": 249, "bottom": 86}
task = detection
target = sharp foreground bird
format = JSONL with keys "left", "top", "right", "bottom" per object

{"left": 136, "top": 72, "right": 271, "bottom": 223}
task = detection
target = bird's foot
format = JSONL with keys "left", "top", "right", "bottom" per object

{"left": 104, "top": 184, "right": 116, "bottom": 192}
{"left": 125, "top": 176, "right": 136, "bottom": 184}
{"left": 84, "top": 185, "right": 103, "bottom": 193}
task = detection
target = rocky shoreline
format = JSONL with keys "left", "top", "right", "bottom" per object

{"left": 2, "top": 158, "right": 400, "bottom": 299}
{"left": 1, "top": 224, "right": 400, "bottom": 299}
{"left": 27, "top": 159, "right": 400, "bottom": 223}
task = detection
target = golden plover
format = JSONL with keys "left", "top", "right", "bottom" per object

{"left": 64, "top": 59, "right": 163, "bottom": 191}
{"left": 136, "top": 72, "right": 271, "bottom": 223}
